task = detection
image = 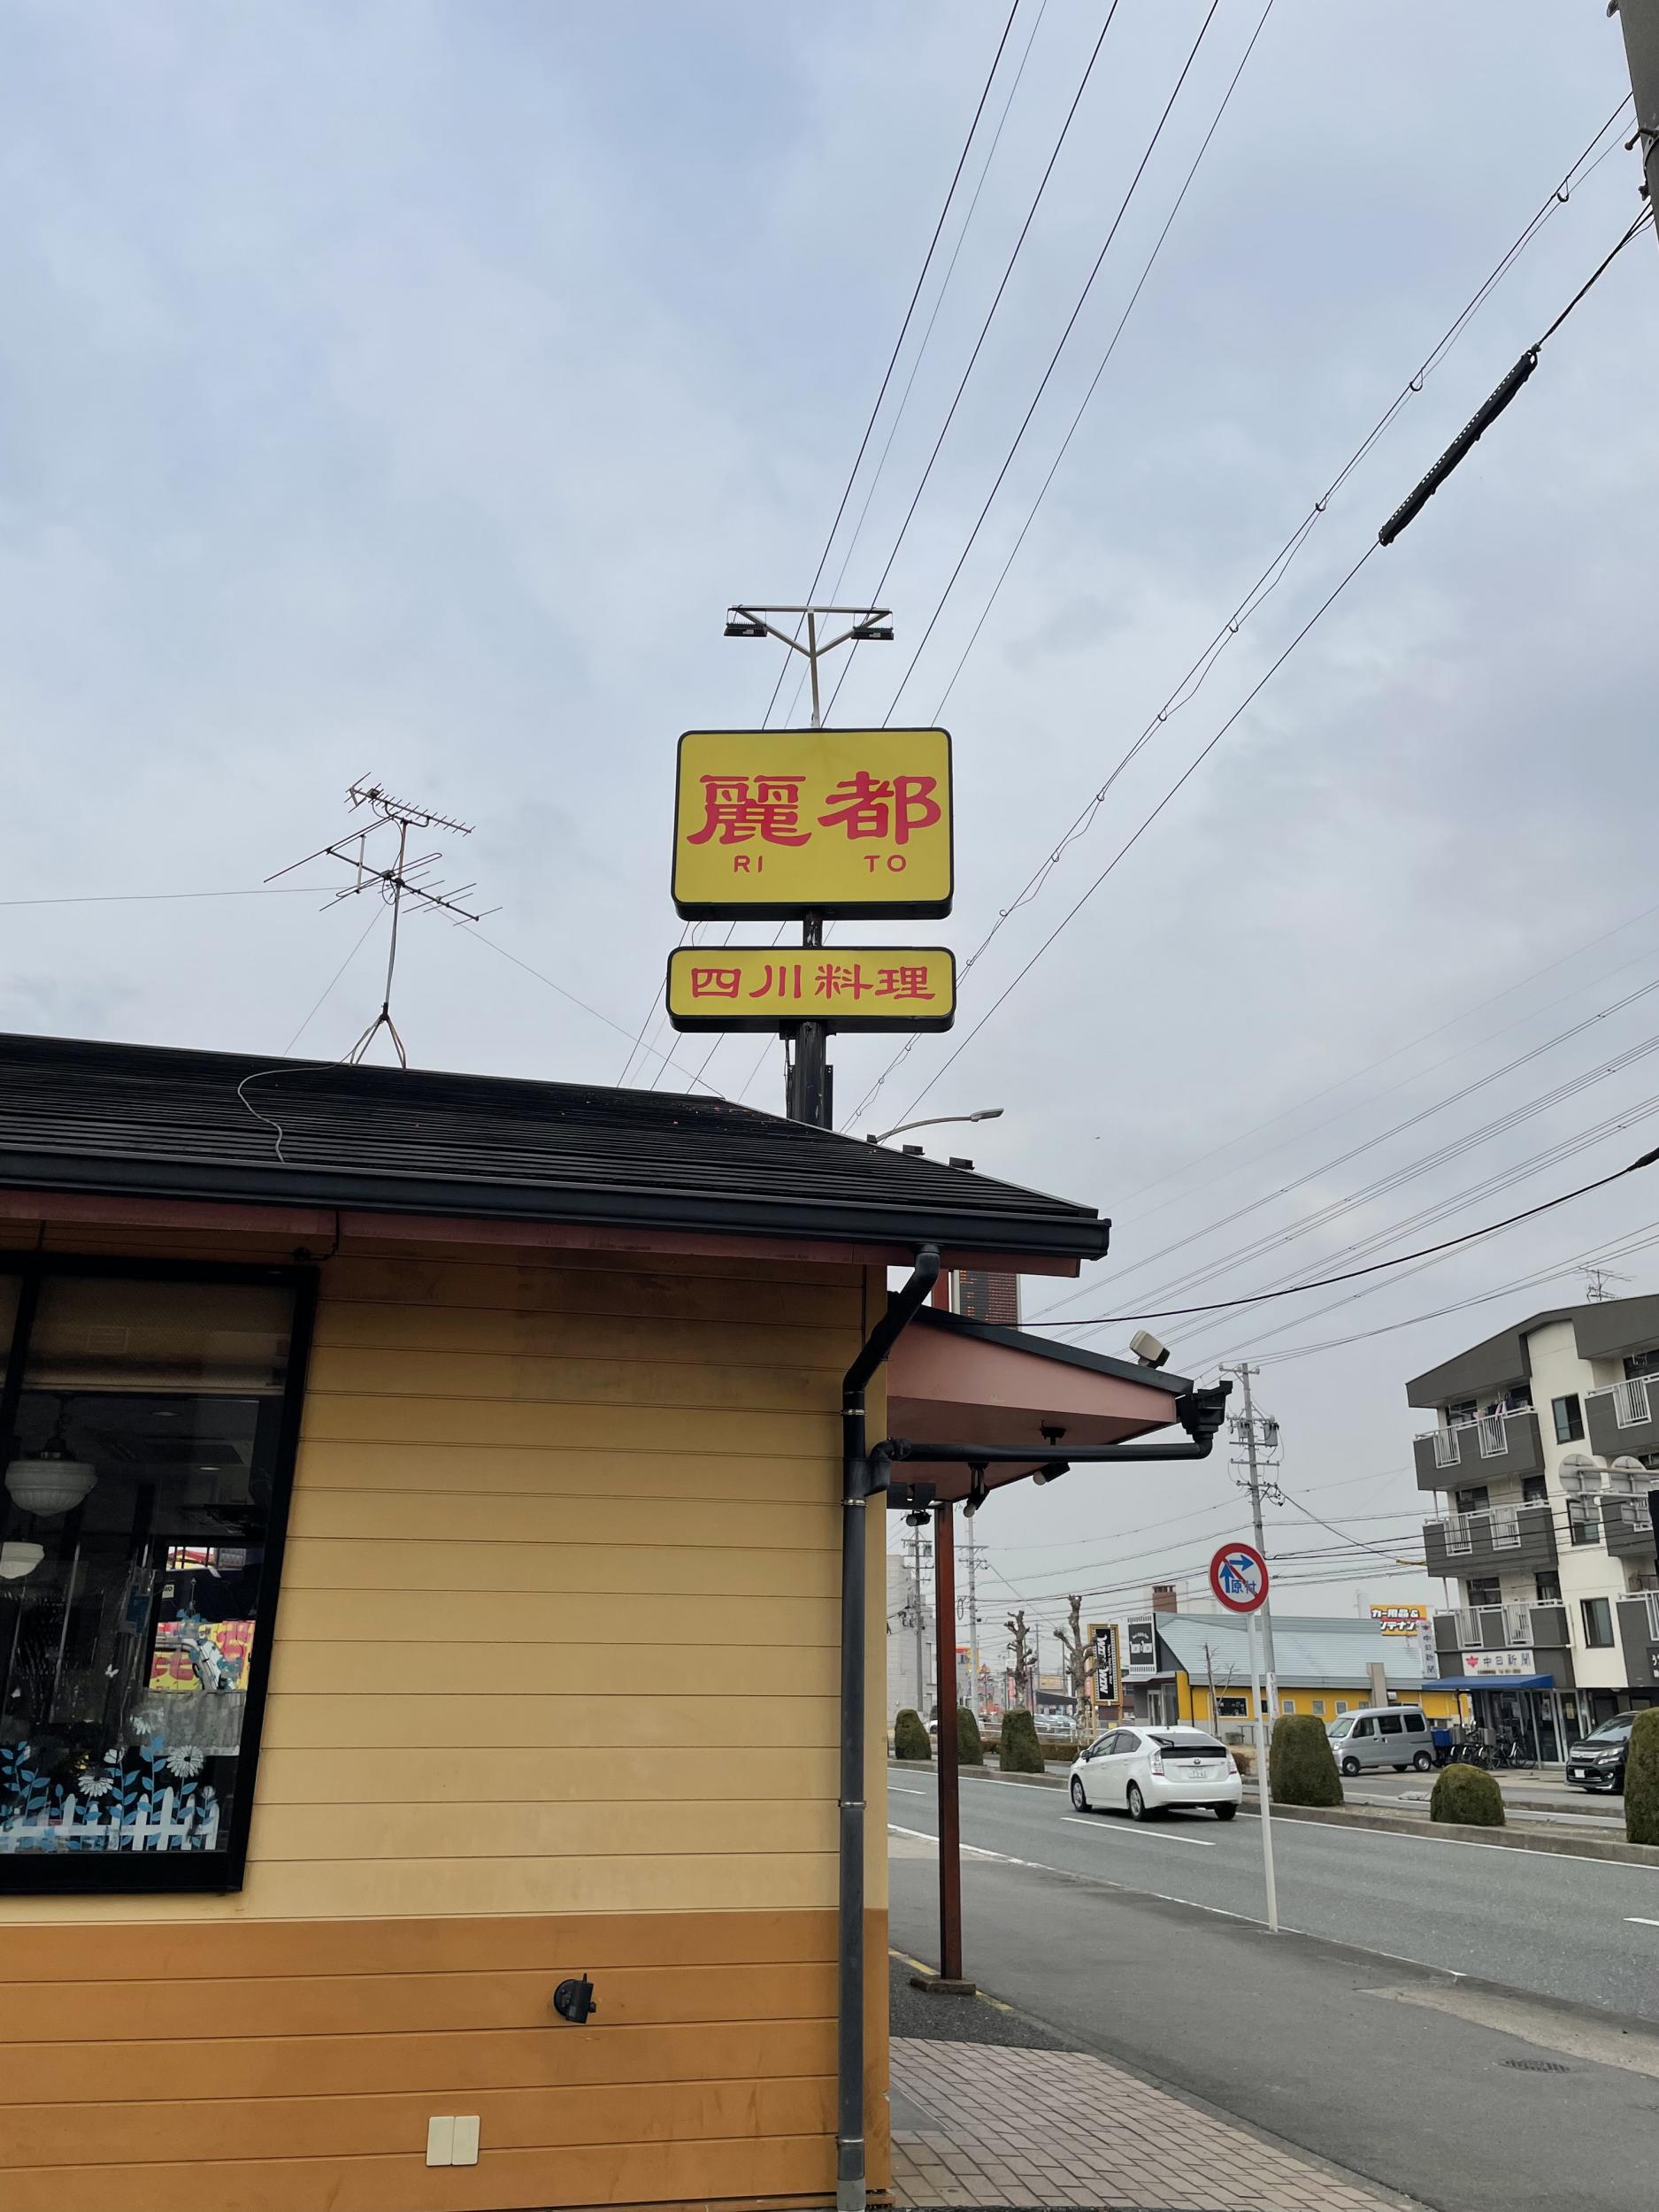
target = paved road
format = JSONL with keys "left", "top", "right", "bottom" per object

{"left": 888, "top": 1767, "right": 1659, "bottom": 2023}
{"left": 888, "top": 1839, "right": 1659, "bottom": 2212}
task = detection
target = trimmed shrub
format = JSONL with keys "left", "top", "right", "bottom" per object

{"left": 1268, "top": 1713, "right": 1343, "bottom": 1808}
{"left": 893, "top": 1709, "right": 930, "bottom": 1762}
{"left": 1430, "top": 1762, "right": 1505, "bottom": 1827}
{"left": 998, "top": 1709, "right": 1045, "bottom": 1773}
{"left": 1625, "top": 1711, "right": 1659, "bottom": 1846}
{"left": 957, "top": 1707, "right": 985, "bottom": 1767}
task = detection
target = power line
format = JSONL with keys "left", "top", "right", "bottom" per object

{"left": 820, "top": 4, "right": 1125, "bottom": 724}
{"left": 884, "top": 538, "right": 1379, "bottom": 1119}
{"left": 841, "top": 96, "right": 1633, "bottom": 1130}
{"left": 880, "top": 0, "right": 1231, "bottom": 722}
{"left": 779, "top": 0, "right": 1052, "bottom": 730}
{"left": 759, "top": 1, "right": 1022, "bottom": 730}
{"left": 1016, "top": 1141, "right": 1659, "bottom": 1328}
{"left": 926, "top": 0, "right": 1276, "bottom": 726}
{"left": 0, "top": 887, "right": 322, "bottom": 907}
{"left": 284, "top": 905, "right": 386, "bottom": 1056}
{"left": 1143, "top": 1085, "right": 1659, "bottom": 1368}
{"left": 1036, "top": 973, "right": 1659, "bottom": 1327}
{"left": 1067, "top": 894, "right": 1659, "bottom": 1263}
{"left": 468, "top": 932, "right": 726, "bottom": 1097}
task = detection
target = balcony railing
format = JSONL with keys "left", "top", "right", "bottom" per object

{"left": 1417, "top": 1409, "right": 1536, "bottom": 1472}
{"left": 1427, "top": 1505, "right": 1536, "bottom": 1555}
{"left": 1618, "top": 1591, "right": 1659, "bottom": 1640}
{"left": 1435, "top": 1601, "right": 1562, "bottom": 1648}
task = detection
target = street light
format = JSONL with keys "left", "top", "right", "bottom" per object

{"left": 865, "top": 1109, "right": 1003, "bottom": 1146}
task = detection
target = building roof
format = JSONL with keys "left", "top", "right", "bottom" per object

{"left": 1155, "top": 1610, "right": 1431, "bottom": 1690}
{"left": 1406, "top": 1294, "right": 1659, "bottom": 1408}
{"left": 0, "top": 1031, "right": 1112, "bottom": 1260}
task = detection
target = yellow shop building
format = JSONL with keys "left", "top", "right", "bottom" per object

{"left": 0, "top": 1028, "right": 1221, "bottom": 2212}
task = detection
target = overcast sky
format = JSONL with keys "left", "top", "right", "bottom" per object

{"left": 3, "top": 2, "right": 1655, "bottom": 1663}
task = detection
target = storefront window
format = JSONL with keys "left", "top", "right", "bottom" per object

{"left": 0, "top": 1265, "right": 309, "bottom": 1891}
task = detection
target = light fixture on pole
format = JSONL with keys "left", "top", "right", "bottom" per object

{"left": 865, "top": 1109, "right": 1002, "bottom": 1146}
{"left": 722, "top": 602, "right": 894, "bottom": 1130}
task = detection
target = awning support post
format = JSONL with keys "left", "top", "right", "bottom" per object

{"left": 837, "top": 1246, "right": 940, "bottom": 2212}
{"left": 933, "top": 1499, "right": 964, "bottom": 1986}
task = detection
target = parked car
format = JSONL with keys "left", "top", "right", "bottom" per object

{"left": 1325, "top": 1705, "right": 1434, "bottom": 1775}
{"left": 1068, "top": 1724, "right": 1241, "bottom": 1822}
{"left": 1564, "top": 1710, "right": 1639, "bottom": 1793}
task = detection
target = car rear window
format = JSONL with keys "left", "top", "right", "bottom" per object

{"left": 1403, "top": 1713, "right": 1426, "bottom": 1732}
{"left": 1379, "top": 1714, "right": 1404, "bottom": 1734}
{"left": 1151, "top": 1734, "right": 1227, "bottom": 1759}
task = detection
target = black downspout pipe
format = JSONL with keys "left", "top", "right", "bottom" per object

{"left": 837, "top": 1244, "right": 940, "bottom": 2212}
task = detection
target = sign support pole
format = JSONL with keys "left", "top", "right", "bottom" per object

{"left": 1248, "top": 1608, "right": 1279, "bottom": 1934}
{"left": 793, "top": 611, "right": 830, "bottom": 1126}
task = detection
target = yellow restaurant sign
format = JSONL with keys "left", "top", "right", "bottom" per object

{"left": 672, "top": 728, "right": 953, "bottom": 918}
{"left": 666, "top": 945, "right": 956, "bottom": 1033}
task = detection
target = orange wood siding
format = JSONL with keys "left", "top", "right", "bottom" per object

{"left": 0, "top": 1236, "right": 892, "bottom": 2212}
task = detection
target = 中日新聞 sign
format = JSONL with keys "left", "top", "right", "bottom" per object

{"left": 666, "top": 946, "right": 956, "bottom": 1033}
{"left": 672, "top": 728, "right": 953, "bottom": 918}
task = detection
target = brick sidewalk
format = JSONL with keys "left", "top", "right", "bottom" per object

{"left": 889, "top": 2039, "right": 1408, "bottom": 2212}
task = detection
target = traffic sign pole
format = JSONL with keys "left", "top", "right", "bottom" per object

{"left": 1248, "top": 1608, "right": 1279, "bottom": 1934}
{"left": 1210, "top": 1541, "right": 1277, "bottom": 1935}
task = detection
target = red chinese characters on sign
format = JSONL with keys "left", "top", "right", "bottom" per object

{"left": 667, "top": 945, "right": 955, "bottom": 1032}
{"left": 684, "top": 777, "right": 811, "bottom": 848}
{"left": 684, "top": 771, "right": 942, "bottom": 850}
{"left": 816, "top": 772, "right": 942, "bottom": 844}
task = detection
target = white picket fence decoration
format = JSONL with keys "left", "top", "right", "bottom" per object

{"left": 0, "top": 1786, "right": 219, "bottom": 1855}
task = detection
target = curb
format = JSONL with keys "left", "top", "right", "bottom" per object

{"left": 1244, "top": 1797, "right": 1659, "bottom": 1866}
{"left": 891, "top": 1757, "right": 1065, "bottom": 1791}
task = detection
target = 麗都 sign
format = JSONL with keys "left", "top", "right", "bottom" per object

{"left": 672, "top": 729, "right": 953, "bottom": 918}
{"left": 666, "top": 946, "right": 956, "bottom": 1033}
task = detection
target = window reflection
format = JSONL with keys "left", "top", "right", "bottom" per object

{"left": 0, "top": 1275, "right": 296, "bottom": 1858}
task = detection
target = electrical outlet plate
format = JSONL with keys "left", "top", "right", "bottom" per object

{"left": 452, "top": 2116, "right": 480, "bottom": 2167}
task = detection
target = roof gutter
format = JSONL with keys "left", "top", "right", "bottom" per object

{"left": 836, "top": 1244, "right": 941, "bottom": 2212}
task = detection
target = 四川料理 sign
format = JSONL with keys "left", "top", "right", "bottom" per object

{"left": 672, "top": 728, "right": 953, "bottom": 918}
{"left": 666, "top": 946, "right": 955, "bottom": 1033}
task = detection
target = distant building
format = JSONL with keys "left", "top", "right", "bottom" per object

{"left": 1409, "top": 1294, "right": 1659, "bottom": 1754}
{"left": 1121, "top": 1610, "right": 1463, "bottom": 1735}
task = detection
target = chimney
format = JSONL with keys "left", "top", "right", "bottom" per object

{"left": 1151, "top": 1582, "right": 1179, "bottom": 1615}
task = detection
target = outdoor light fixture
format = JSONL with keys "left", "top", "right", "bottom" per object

{"left": 4, "top": 1402, "right": 96, "bottom": 1518}
{"left": 723, "top": 611, "right": 767, "bottom": 639}
{"left": 0, "top": 1540, "right": 44, "bottom": 1581}
{"left": 849, "top": 621, "right": 893, "bottom": 641}
{"left": 867, "top": 1109, "right": 1002, "bottom": 1145}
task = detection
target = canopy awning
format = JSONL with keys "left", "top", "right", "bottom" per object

{"left": 883, "top": 1306, "right": 1190, "bottom": 1503}
{"left": 1420, "top": 1675, "right": 1555, "bottom": 1691}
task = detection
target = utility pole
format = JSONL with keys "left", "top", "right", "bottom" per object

{"left": 1223, "top": 1362, "right": 1280, "bottom": 1732}
{"left": 1613, "top": 0, "right": 1659, "bottom": 242}
{"left": 963, "top": 1538, "right": 983, "bottom": 1722}
{"left": 909, "top": 1521, "right": 930, "bottom": 1715}
{"left": 721, "top": 602, "right": 893, "bottom": 1128}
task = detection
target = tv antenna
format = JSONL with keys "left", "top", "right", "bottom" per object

{"left": 267, "top": 779, "right": 497, "bottom": 1067}
{"left": 1578, "top": 1263, "right": 1632, "bottom": 1303}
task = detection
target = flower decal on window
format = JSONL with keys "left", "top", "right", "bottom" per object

{"left": 164, "top": 1747, "right": 206, "bottom": 1779}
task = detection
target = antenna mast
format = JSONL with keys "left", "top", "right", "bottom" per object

{"left": 268, "top": 778, "right": 497, "bottom": 1066}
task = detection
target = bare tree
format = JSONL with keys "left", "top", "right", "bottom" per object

{"left": 1006, "top": 1609, "right": 1034, "bottom": 1709}
{"left": 1053, "top": 1594, "right": 1094, "bottom": 1747}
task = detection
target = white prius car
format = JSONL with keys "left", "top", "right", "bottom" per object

{"left": 1068, "top": 1724, "right": 1242, "bottom": 1822}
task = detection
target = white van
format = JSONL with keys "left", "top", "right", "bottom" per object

{"left": 1325, "top": 1705, "right": 1434, "bottom": 1775}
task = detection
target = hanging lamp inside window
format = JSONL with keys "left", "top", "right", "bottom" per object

{"left": 4, "top": 1398, "right": 96, "bottom": 1517}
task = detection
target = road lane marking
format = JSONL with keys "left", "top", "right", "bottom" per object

{"left": 1626, "top": 1916, "right": 1659, "bottom": 1928}
{"left": 1063, "top": 1815, "right": 1217, "bottom": 1848}
{"left": 890, "top": 1786, "right": 927, "bottom": 1795}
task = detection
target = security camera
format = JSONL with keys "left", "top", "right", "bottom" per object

{"left": 1129, "top": 1330, "right": 1171, "bottom": 1369}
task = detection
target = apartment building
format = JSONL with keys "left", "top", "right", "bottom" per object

{"left": 1409, "top": 1294, "right": 1659, "bottom": 1757}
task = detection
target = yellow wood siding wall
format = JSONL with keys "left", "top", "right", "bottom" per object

{"left": 0, "top": 1233, "right": 890, "bottom": 2212}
